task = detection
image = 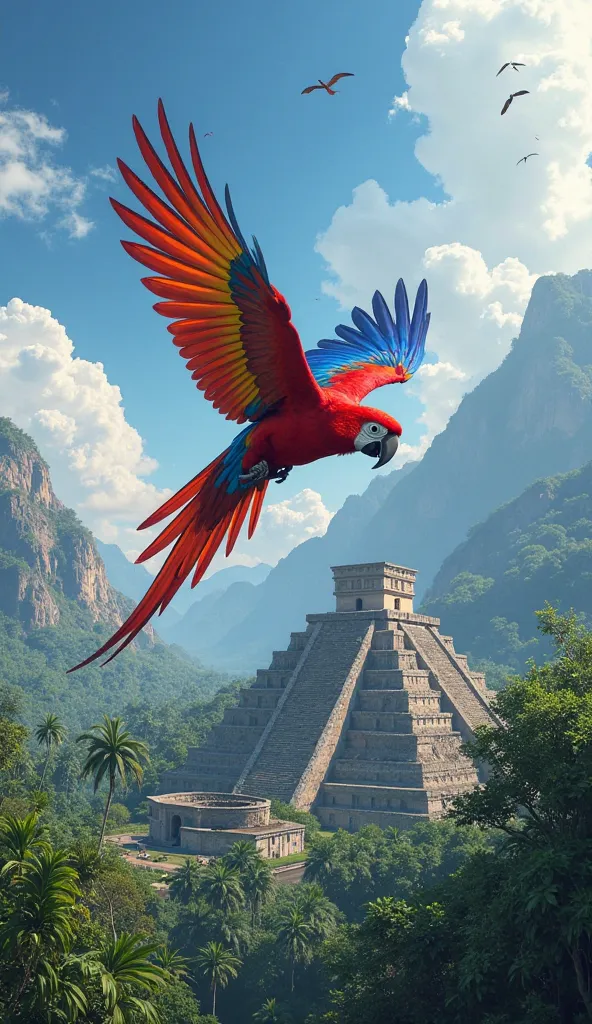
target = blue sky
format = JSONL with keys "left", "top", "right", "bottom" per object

{"left": 0, "top": 0, "right": 440, "bottom": 521}
{"left": 2, "top": 0, "right": 582, "bottom": 575}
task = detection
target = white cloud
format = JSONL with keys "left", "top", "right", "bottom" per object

{"left": 316, "top": 0, "right": 592, "bottom": 451}
{"left": 0, "top": 297, "right": 333, "bottom": 580}
{"left": 0, "top": 298, "right": 170, "bottom": 550}
{"left": 90, "top": 164, "right": 117, "bottom": 183}
{"left": 0, "top": 94, "right": 93, "bottom": 238}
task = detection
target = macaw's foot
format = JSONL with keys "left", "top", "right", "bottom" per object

{"left": 239, "top": 460, "right": 270, "bottom": 485}
{"left": 273, "top": 465, "right": 293, "bottom": 484}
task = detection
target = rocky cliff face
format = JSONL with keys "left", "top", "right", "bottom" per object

{"left": 0, "top": 418, "right": 128, "bottom": 631}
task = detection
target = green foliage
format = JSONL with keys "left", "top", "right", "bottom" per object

{"left": 303, "top": 818, "right": 490, "bottom": 920}
{"left": 78, "top": 715, "right": 150, "bottom": 850}
{"left": 422, "top": 460, "right": 592, "bottom": 677}
{"left": 269, "top": 800, "right": 321, "bottom": 843}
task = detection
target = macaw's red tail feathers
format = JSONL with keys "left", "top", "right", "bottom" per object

{"left": 68, "top": 456, "right": 268, "bottom": 673}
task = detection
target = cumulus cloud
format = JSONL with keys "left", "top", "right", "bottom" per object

{"left": 316, "top": 0, "right": 592, "bottom": 447}
{"left": 0, "top": 298, "right": 170, "bottom": 550}
{"left": 0, "top": 94, "right": 93, "bottom": 238}
{"left": 0, "top": 298, "right": 333, "bottom": 578}
{"left": 90, "top": 164, "right": 117, "bottom": 183}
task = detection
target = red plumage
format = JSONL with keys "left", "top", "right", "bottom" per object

{"left": 69, "top": 102, "right": 412, "bottom": 672}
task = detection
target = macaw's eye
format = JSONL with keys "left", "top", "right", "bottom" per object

{"left": 370, "top": 424, "right": 379, "bottom": 433}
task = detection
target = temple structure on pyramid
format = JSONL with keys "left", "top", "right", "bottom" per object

{"left": 161, "top": 562, "right": 500, "bottom": 831}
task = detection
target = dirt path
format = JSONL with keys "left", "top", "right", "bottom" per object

{"left": 106, "top": 833, "right": 306, "bottom": 881}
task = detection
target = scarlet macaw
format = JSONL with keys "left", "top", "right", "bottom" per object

{"left": 70, "top": 101, "right": 430, "bottom": 671}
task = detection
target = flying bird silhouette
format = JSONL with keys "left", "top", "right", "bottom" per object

{"left": 496, "top": 61, "right": 525, "bottom": 76}
{"left": 68, "top": 100, "right": 430, "bottom": 672}
{"left": 501, "top": 90, "right": 529, "bottom": 115}
{"left": 516, "top": 152, "right": 538, "bottom": 165}
{"left": 204, "top": 132, "right": 213, "bottom": 137}
{"left": 301, "top": 72, "right": 354, "bottom": 96}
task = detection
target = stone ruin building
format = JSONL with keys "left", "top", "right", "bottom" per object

{"left": 147, "top": 792, "right": 305, "bottom": 859}
{"left": 161, "top": 562, "right": 500, "bottom": 831}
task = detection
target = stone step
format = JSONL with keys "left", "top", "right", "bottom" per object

{"left": 223, "top": 707, "right": 274, "bottom": 728}
{"left": 239, "top": 689, "right": 283, "bottom": 710}
{"left": 351, "top": 711, "right": 453, "bottom": 734}
{"left": 288, "top": 631, "right": 311, "bottom": 652}
{"left": 367, "top": 650, "right": 419, "bottom": 671}
{"left": 358, "top": 689, "right": 441, "bottom": 713}
{"left": 403, "top": 624, "right": 498, "bottom": 733}
{"left": 321, "top": 781, "right": 429, "bottom": 814}
{"left": 363, "top": 668, "right": 430, "bottom": 691}
{"left": 331, "top": 757, "right": 476, "bottom": 788}
{"left": 202, "top": 724, "right": 264, "bottom": 752}
{"left": 315, "top": 805, "right": 430, "bottom": 831}
{"left": 252, "top": 668, "right": 291, "bottom": 690}
{"left": 370, "top": 628, "right": 406, "bottom": 652}
{"left": 269, "top": 650, "right": 300, "bottom": 671}
{"left": 345, "top": 729, "right": 462, "bottom": 761}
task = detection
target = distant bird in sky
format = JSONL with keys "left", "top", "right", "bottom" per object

{"left": 501, "top": 90, "right": 529, "bottom": 115}
{"left": 496, "top": 61, "right": 525, "bottom": 76}
{"left": 516, "top": 152, "right": 538, "bottom": 165}
{"left": 204, "top": 132, "right": 213, "bottom": 137}
{"left": 301, "top": 72, "right": 354, "bottom": 96}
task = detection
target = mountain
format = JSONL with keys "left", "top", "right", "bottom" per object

{"left": 0, "top": 418, "right": 228, "bottom": 732}
{"left": 421, "top": 459, "right": 592, "bottom": 672}
{"left": 190, "top": 270, "right": 592, "bottom": 673}
{"left": 95, "top": 539, "right": 271, "bottom": 642}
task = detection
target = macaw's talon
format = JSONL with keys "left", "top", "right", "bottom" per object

{"left": 273, "top": 465, "right": 293, "bottom": 484}
{"left": 239, "top": 460, "right": 270, "bottom": 485}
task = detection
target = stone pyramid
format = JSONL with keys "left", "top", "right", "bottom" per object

{"left": 161, "top": 562, "right": 499, "bottom": 831}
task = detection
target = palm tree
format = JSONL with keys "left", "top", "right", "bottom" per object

{"left": 200, "top": 858, "right": 245, "bottom": 915}
{"left": 35, "top": 713, "right": 66, "bottom": 787}
{"left": 243, "top": 857, "right": 274, "bottom": 926}
{"left": 168, "top": 857, "right": 202, "bottom": 904}
{"left": 0, "top": 812, "right": 49, "bottom": 876}
{"left": 224, "top": 839, "right": 261, "bottom": 874}
{"left": 69, "top": 839, "right": 102, "bottom": 888}
{"left": 303, "top": 834, "right": 337, "bottom": 886}
{"left": 98, "top": 932, "right": 167, "bottom": 1023}
{"left": 0, "top": 846, "right": 82, "bottom": 1016}
{"left": 196, "top": 940, "right": 241, "bottom": 1017}
{"left": 295, "top": 883, "right": 338, "bottom": 940}
{"left": 253, "top": 996, "right": 286, "bottom": 1022}
{"left": 77, "top": 716, "right": 149, "bottom": 851}
{"left": 154, "top": 943, "right": 191, "bottom": 979}
{"left": 277, "top": 906, "right": 313, "bottom": 993}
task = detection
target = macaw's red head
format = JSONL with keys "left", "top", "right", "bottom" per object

{"left": 347, "top": 406, "right": 403, "bottom": 470}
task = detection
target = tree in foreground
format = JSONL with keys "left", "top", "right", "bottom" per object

{"left": 0, "top": 845, "right": 87, "bottom": 1019}
{"left": 35, "top": 712, "right": 66, "bottom": 787}
{"left": 98, "top": 932, "right": 167, "bottom": 1023}
{"left": 196, "top": 940, "right": 241, "bottom": 1017}
{"left": 169, "top": 857, "right": 202, "bottom": 905}
{"left": 0, "top": 811, "right": 49, "bottom": 877}
{"left": 77, "top": 715, "right": 149, "bottom": 851}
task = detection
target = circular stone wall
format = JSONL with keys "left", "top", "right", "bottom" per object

{"left": 155, "top": 792, "right": 270, "bottom": 830}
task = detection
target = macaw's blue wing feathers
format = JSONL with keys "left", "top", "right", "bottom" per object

{"left": 305, "top": 278, "right": 430, "bottom": 402}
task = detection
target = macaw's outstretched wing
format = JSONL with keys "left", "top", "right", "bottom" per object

{"left": 305, "top": 279, "right": 430, "bottom": 403}
{"left": 111, "top": 100, "right": 321, "bottom": 424}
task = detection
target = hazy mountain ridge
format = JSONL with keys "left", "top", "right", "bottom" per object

{"left": 0, "top": 417, "right": 229, "bottom": 731}
{"left": 421, "top": 459, "right": 592, "bottom": 670}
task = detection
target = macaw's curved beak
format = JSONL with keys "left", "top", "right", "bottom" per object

{"left": 361, "top": 431, "right": 399, "bottom": 469}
